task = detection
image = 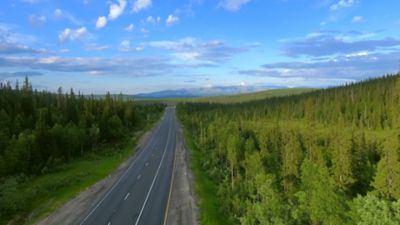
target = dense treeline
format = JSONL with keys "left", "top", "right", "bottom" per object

{"left": 0, "top": 78, "right": 164, "bottom": 223}
{"left": 178, "top": 74, "right": 400, "bottom": 225}
{"left": 0, "top": 78, "right": 163, "bottom": 176}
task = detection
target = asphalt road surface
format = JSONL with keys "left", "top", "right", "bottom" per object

{"left": 79, "top": 107, "right": 177, "bottom": 225}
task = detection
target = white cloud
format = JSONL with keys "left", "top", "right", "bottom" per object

{"left": 147, "top": 16, "right": 155, "bottom": 24}
{"left": 146, "top": 16, "right": 157, "bottom": 24}
{"left": 96, "top": 16, "right": 107, "bottom": 29}
{"left": 88, "top": 70, "right": 101, "bottom": 76}
{"left": 148, "top": 37, "right": 249, "bottom": 64}
{"left": 133, "top": 0, "right": 152, "bottom": 12}
{"left": 38, "top": 57, "right": 59, "bottom": 64}
{"left": 28, "top": 15, "right": 47, "bottom": 26}
{"left": 219, "top": 0, "right": 251, "bottom": 12}
{"left": 345, "top": 51, "right": 368, "bottom": 58}
{"left": 352, "top": 16, "right": 363, "bottom": 23}
{"left": 125, "top": 23, "right": 134, "bottom": 31}
{"left": 0, "top": 42, "right": 43, "bottom": 54}
{"left": 108, "top": 0, "right": 127, "bottom": 20}
{"left": 0, "top": 55, "right": 176, "bottom": 79}
{"left": 85, "top": 43, "right": 110, "bottom": 51}
{"left": 54, "top": 9, "right": 62, "bottom": 17}
{"left": 119, "top": 40, "right": 144, "bottom": 52}
{"left": 53, "top": 9, "right": 83, "bottom": 25}
{"left": 58, "top": 27, "right": 88, "bottom": 43}
{"left": 166, "top": 15, "right": 179, "bottom": 26}
{"left": 330, "top": 0, "right": 356, "bottom": 11}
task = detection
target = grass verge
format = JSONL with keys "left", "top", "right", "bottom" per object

{"left": 180, "top": 125, "right": 229, "bottom": 225}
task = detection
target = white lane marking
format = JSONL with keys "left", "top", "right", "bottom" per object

{"left": 163, "top": 121, "right": 177, "bottom": 225}
{"left": 145, "top": 162, "right": 149, "bottom": 167}
{"left": 107, "top": 222, "right": 111, "bottom": 225}
{"left": 137, "top": 174, "right": 142, "bottom": 180}
{"left": 79, "top": 115, "right": 166, "bottom": 225}
{"left": 134, "top": 112, "right": 172, "bottom": 225}
{"left": 124, "top": 193, "right": 130, "bottom": 201}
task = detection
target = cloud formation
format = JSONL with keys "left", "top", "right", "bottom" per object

{"left": 58, "top": 27, "right": 88, "bottom": 43}
{"left": 330, "top": 0, "right": 356, "bottom": 11}
{"left": 166, "top": 15, "right": 179, "bottom": 26}
{"left": 53, "top": 9, "right": 83, "bottom": 25}
{"left": 125, "top": 24, "right": 134, "bottom": 31}
{"left": 239, "top": 50, "right": 400, "bottom": 86}
{"left": 149, "top": 37, "right": 250, "bottom": 64}
{"left": 96, "top": 16, "right": 107, "bottom": 29}
{"left": 54, "top": 9, "right": 62, "bottom": 17}
{"left": 283, "top": 32, "right": 400, "bottom": 57}
{"left": 0, "top": 55, "right": 176, "bottom": 78}
{"left": 28, "top": 15, "right": 46, "bottom": 26}
{"left": 119, "top": 40, "right": 144, "bottom": 52}
{"left": 0, "top": 43, "right": 43, "bottom": 54}
{"left": 108, "top": 0, "right": 127, "bottom": 20}
{"left": 85, "top": 43, "right": 110, "bottom": 51}
{"left": 219, "top": 0, "right": 251, "bottom": 12}
{"left": 133, "top": 0, "right": 152, "bottom": 12}
{"left": 352, "top": 16, "right": 363, "bottom": 23}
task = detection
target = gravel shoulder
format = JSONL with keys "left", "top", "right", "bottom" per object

{"left": 34, "top": 122, "right": 159, "bottom": 225}
{"left": 164, "top": 121, "right": 199, "bottom": 225}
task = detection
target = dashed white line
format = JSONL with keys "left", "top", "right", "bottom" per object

{"left": 124, "top": 193, "right": 130, "bottom": 201}
{"left": 137, "top": 174, "right": 142, "bottom": 180}
{"left": 78, "top": 117, "right": 165, "bottom": 225}
{"left": 145, "top": 162, "right": 149, "bottom": 167}
{"left": 107, "top": 222, "right": 111, "bottom": 225}
{"left": 134, "top": 113, "right": 172, "bottom": 225}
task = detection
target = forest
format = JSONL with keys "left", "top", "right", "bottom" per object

{"left": 0, "top": 78, "right": 164, "bottom": 223}
{"left": 178, "top": 74, "right": 400, "bottom": 225}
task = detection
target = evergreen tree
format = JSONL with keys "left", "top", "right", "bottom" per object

{"left": 373, "top": 131, "right": 400, "bottom": 200}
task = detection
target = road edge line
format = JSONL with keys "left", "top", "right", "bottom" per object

{"left": 79, "top": 113, "right": 165, "bottom": 225}
{"left": 134, "top": 109, "right": 173, "bottom": 225}
{"left": 162, "top": 118, "right": 178, "bottom": 225}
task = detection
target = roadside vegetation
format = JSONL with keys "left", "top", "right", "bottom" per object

{"left": 177, "top": 74, "right": 400, "bottom": 225}
{"left": 0, "top": 78, "right": 164, "bottom": 225}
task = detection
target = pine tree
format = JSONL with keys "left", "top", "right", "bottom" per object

{"left": 373, "top": 131, "right": 400, "bottom": 200}
{"left": 281, "top": 130, "right": 302, "bottom": 194}
{"left": 330, "top": 117, "right": 354, "bottom": 191}
{"left": 296, "top": 159, "right": 349, "bottom": 225}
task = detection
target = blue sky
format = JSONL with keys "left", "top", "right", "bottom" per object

{"left": 0, "top": 0, "right": 400, "bottom": 94}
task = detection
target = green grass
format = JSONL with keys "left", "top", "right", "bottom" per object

{"left": 163, "top": 88, "right": 315, "bottom": 104}
{"left": 2, "top": 120, "right": 159, "bottom": 225}
{"left": 181, "top": 125, "right": 229, "bottom": 225}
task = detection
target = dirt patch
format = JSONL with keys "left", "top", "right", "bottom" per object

{"left": 164, "top": 123, "right": 199, "bottom": 225}
{"left": 34, "top": 122, "right": 160, "bottom": 225}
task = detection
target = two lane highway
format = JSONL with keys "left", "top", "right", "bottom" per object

{"left": 78, "top": 107, "right": 177, "bottom": 225}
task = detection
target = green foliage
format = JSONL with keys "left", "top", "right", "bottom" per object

{"left": 373, "top": 131, "right": 400, "bottom": 200}
{"left": 350, "top": 194, "right": 400, "bottom": 225}
{"left": 0, "top": 78, "right": 164, "bottom": 224}
{"left": 296, "top": 159, "right": 349, "bottom": 225}
{"left": 177, "top": 74, "right": 400, "bottom": 225}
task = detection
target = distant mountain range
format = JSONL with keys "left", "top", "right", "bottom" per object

{"left": 134, "top": 85, "right": 288, "bottom": 99}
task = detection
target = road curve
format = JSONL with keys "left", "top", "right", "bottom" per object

{"left": 78, "top": 107, "right": 177, "bottom": 225}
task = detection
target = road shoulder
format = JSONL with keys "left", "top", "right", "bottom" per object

{"left": 164, "top": 122, "right": 199, "bottom": 225}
